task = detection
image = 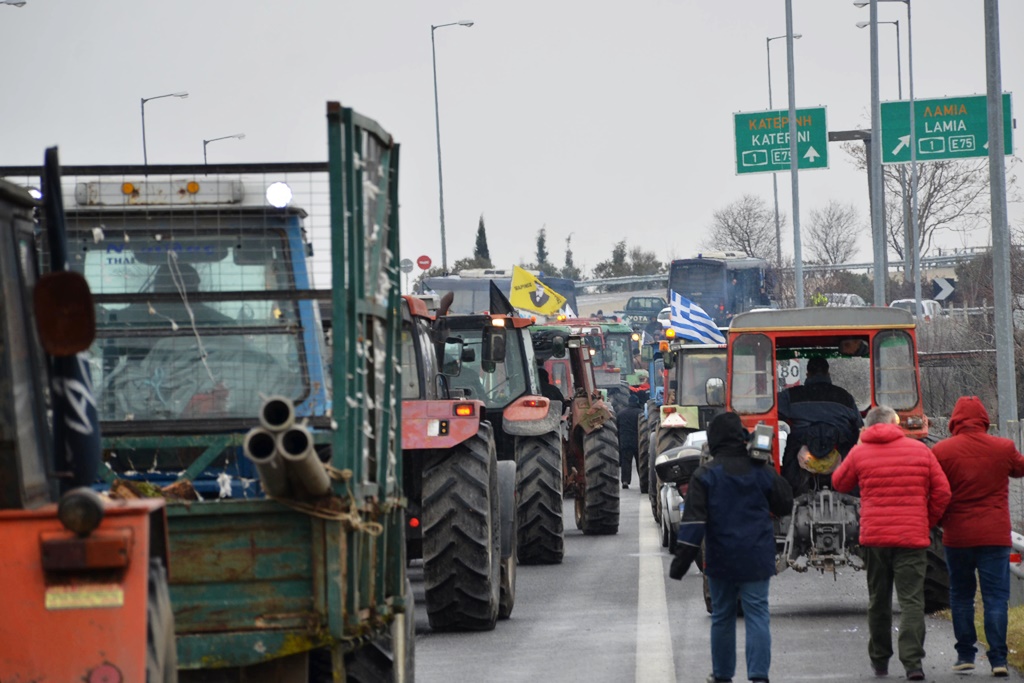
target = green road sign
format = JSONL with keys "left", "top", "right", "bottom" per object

{"left": 881, "top": 93, "right": 1012, "bottom": 164}
{"left": 734, "top": 107, "right": 829, "bottom": 175}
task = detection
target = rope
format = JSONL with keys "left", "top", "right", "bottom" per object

{"left": 265, "top": 464, "right": 384, "bottom": 536}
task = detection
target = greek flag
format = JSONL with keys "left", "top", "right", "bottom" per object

{"left": 669, "top": 290, "right": 726, "bottom": 345}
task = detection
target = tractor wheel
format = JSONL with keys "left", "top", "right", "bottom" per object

{"left": 515, "top": 431, "right": 565, "bottom": 565}
{"left": 422, "top": 423, "right": 501, "bottom": 631}
{"left": 652, "top": 427, "right": 687, "bottom": 521}
{"left": 924, "top": 527, "right": 950, "bottom": 614}
{"left": 497, "top": 461, "right": 518, "bottom": 618}
{"left": 341, "top": 577, "right": 416, "bottom": 683}
{"left": 146, "top": 558, "right": 177, "bottom": 683}
{"left": 637, "top": 411, "right": 650, "bottom": 494}
{"left": 575, "top": 415, "right": 620, "bottom": 535}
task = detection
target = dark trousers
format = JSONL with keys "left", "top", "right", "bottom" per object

{"left": 620, "top": 447, "right": 636, "bottom": 485}
{"left": 945, "top": 545, "right": 1011, "bottom": 667}
{"left": 864, "top": 546, "right": 927, "bottom": 673}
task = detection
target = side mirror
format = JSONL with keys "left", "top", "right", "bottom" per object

{"left": 461, "top": 347, "right": 476, "bottom": 363}
{"left": 34, "top": 271, "right": 95, "bottom": 356}
{"left": 640, "top": 344, "right": 653, "bottom": 363}
{"left": 482, "top": 325, "right": 506, "bottom": 363}
{"left": 552, "top": 335, "right": 566, "bottom": 359}
{"left": 662, "top": 350, "right": 676, "bottom": 370}
{"left": 442, "top": 338, "right": 464, "bottom": 376}
{"left": 705, "top": 377, "right": 725, "bottom": 407}
{"left": 481, "top": 360, "right": 497, "bottom": 374}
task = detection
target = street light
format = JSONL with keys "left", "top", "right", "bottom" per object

{"left": 431, "top": 19, "right": 474, "bottom": 273}
{"left": 857, "top": 18, "right": 912, "bottom": 284}
{"left": 203, "top": 133, "right": 246, "bottom": 164}
{"left": 141, "top": 91, "right": 189, "bottom": 165}
{"left": 766, "top": 32, "right": 802, "bottom": 269}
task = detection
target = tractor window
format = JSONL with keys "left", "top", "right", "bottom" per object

{"left": 446, "top": 328, "right": 527, "bottom": 409}
{"left": 731, "top": 333, "right": 774, "bottom": 414}
{"left": 603, "top": 333, "right": 633, "bottom": 372}
{"left": 400, "top": 327, "right": 421, "bottom": 400}
{"left": 549, "top": 360, "right": 571, "bottom": 400}
{"left": 677, "top": 351, "right": 727, "bottom": 406}
{"left": 874, "top": 330, "right": 918, "bottom": 410}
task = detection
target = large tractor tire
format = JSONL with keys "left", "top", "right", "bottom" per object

{"left": 422, "top": 423, "right": 501, "bottom": 631}
{"left": 515, "top": 431, "right": 565, "bottom": 564}
{"left": 637, "top": 411, "right": 650, "bottom": 494}
{"left": 146, "top": 558, "right": 177, "bottom": 683}
{"left": 924, "top": 527, "right": 951, "bottom": 614}
{"left": 575, "top": 416, "right": 620, "bottom": 535}
{"left": 340, "top": 577, "right": 416, "bottom": 683}
{"left": 651, "top": 426, "right": 688, "bottom": 521}
{"left": 497, "top": 460, "right": 518, "bottom": 618}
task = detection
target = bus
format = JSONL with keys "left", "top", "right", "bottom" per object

{"left": 421, "top": 269, "right": 579, "bottom": 317}
{"left": 668, "top": 252, "right": 772, "bottom": 326}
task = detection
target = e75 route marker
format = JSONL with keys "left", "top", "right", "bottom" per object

{"left": 734, "top": 106, "right": 829, "bottom": 175}
{"left": 881, "top": 93, "right": 1013, "bottom": 164}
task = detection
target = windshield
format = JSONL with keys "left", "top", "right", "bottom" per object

{"left": 400, "top": 327, "right": 422, "bottom": 400}
{"left": 603, "top": 333, "right": 633, "bottom": 372}
{"left": 675, "top": 350, "right": 727, "bottom": 406}
{"left": 446, "top": 327, "right": 528, "bottom": 409}
{"left": 874, "top": 330, "right": 919, "bottom": 410}
{"left": 75, "top": 232, "right": 311, "bottom": 422}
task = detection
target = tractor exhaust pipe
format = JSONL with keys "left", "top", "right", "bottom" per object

{"left": 276, "top": 423, "right": 331, "bottom": 498}
{"left": 259, "top": 395, "right": 295, "bottom": 431}
{"left": 243, "top": 427, "right": 291, "bottom": 498}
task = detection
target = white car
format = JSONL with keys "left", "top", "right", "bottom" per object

{"left": 890, "top": 298, "right": 943, "bottom": 322}
{"left": 823, "top": 292, "right": 867, "bottom": 307}
{"left": 657, "top": 306, "right": 672, "bottom": 329}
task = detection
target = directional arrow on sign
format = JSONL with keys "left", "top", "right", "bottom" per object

{"left": 932, "top": 277, "right": 955, "bottom": 301}
{"left": 804, "top": 147, "right": 820, "bottom": 162}
{"left": 892, "top": 135, "right": 910, "bottom": 156}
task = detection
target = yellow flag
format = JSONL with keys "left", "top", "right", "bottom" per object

{"left": 509, "top": 266, "right": 567, "bottom": 315}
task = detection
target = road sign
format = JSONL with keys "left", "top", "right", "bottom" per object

{"left": 881, "top": 93, "right": 1013, "bottom": 164}
{"left": 416, "top": 255, "right": 432, "bottom": 270}
{"left": 932, "top": 277, "right": 956, "bottom": 302}
{"left": 399, "top": 258, "right": 414, "bottom": 274}
{"left": 734, "top": 106, "right": 829, "bottom": 175}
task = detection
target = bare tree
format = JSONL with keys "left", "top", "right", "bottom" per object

{"left": 702, "top": 194, "right": 779, "bottom": 262}
{"left": 805, "top": 200, "right": 862, "bottom": 265}
{"left": 843, "top": 144, "right": 1017, "bottom": 259}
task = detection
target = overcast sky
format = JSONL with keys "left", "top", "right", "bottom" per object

{"left": 3, "top": 1, "right": 1021, "bottom": 275}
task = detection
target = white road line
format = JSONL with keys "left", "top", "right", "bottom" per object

{"left": 636, "top": 495, "right": 676, "bottom": 683}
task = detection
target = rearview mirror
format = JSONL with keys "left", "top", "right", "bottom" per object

{"left": 705, "top": 377, "right": 725, "bottom": 407}
{"left": 662, "top": 350, "right": 676, "bottom": 370}
{"left": 482, "top": 326, "right": 506, "bottom": 363}
{"left": 34, "top": 271, "right": 95, "bottom": 357}
{"left": 552, "top": 335, "right": 566, "bottom": 358}
{"left": 442, "top": 338, "right": 464, "bottom": 376}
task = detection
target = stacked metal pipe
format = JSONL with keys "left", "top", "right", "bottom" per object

{"left": 243, "top": 396, "right": 331, "bottom": 499}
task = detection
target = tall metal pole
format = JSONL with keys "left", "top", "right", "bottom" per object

{"left": 431, "top": 26, "right": 449, "bottom": 272}
{"left": 985, "top": 0, "right": 1017, "bottom": 431}
{"left": 907, "top": 0, "right": 922, "bottom": 317}
{"left": 892, "top": 21, "right": 913, "bottom": 283}
{"left": 868, "top": 1, "right": 886, "bottom": 307}
{"left": 141, "top": 98, "right": 149, "bottom": 166}
{"left": 767, "top": 37, "right": 782, "bottom": 269}
{"left": 785, "top": 0, "right": 804, "bottom": 307}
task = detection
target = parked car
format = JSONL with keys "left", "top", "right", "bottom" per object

{"left": 890, "top": 298, "right": 943, "bottom": 321}
{"left": 824, "top": 292, "right": 867, "bottom": 307}
{"left": 657, "top": 306, "right": 672, "bottom": 329}
{"left": 623, "top": 295, "right": 668, "bottom": 329}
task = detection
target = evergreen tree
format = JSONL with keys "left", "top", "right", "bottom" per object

{"left": 562, "top": 233, "right": 583, "bottom": 280}
{"left": 473, "top": 215, "right": 492, "bottom": 266}
{"left": 536, "top": 226, "right": 549, "bottom": 266}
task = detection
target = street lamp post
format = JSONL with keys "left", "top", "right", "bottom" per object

{"left": 857, "top": 19, "right": 912, "bottom": 283}
{"left": 766, "top": 32, "right": 802, "bottom": 269}
{"left": 431, "top": 19, "right": 474, "bottom": 273}
{"left": 141, "top": 91, "right": 189, "bottom": 165}
{"left": 203, "top": 133, "right": 246, "bottom": 164}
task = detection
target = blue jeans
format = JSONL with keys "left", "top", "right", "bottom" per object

{"left": 708, "top": 576, "right": 771, "bottom": 681}
{"left": 944, "top": 545, "right": 1011, "bottom": 667}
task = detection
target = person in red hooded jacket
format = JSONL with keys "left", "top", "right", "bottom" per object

{"left": 932, "top": 396, "right": 1024, "bottom": 677}
{"left": 832, "top": 405, "right": 950, "bottom": 681}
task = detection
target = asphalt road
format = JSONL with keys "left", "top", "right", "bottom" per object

{"left": 413, "top": 472, "right": 1024, "bottom": 683}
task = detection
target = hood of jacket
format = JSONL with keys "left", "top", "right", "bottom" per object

{"left": 948, "top": 396, "right": 990, "bottom": 435}
{"left": 707, "top": 412, "right": 749, "bottom": 457}
{"left": 859, "top": 422, "right": 904, "bottom": 445}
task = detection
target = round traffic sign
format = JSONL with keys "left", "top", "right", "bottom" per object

{"left": 399, "top": 258, "right": 414, "bottom": 274}
{"left": 416, "top": 255, "right": 432, "bottom": 270}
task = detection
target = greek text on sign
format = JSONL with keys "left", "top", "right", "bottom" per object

{"left": 881, "top": 93, "right": 1013, "bottom": 164}
{"left": 734, "top": 106, "right": 829, "bottom": 175}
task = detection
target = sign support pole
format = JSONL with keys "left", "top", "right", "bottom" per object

{"left": 869, "top": 0, "right": 886, "bottom": 308}
{"left": 985, "top": 0, "right": 1017, "bottom": 432}
{"left": 908, "top": 0, "right": 922, "bottom": 320}
{"left": 785, "top": 0, "right": 804, "bottom": 308}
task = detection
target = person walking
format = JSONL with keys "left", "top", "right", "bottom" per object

{"left": 669, "top": 412, "right": 793, "bottom": 683}
{"left": 832, "top": 405, "right": 951, "bottom": 681}
{"left": 932, "top": 396, "right": 1024, "bottom": 677}
{"left": 616, "top": 394, "right": 642, "bottom": 489}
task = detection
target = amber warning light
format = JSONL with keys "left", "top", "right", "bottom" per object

{"left": 453, "top": 403, "right": 475, "bottom": 417}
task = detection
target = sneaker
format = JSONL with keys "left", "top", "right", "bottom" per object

{"left": 952, "top": 661, "right": 975, "bottom": 673}
{"left": 906, "top": 671, "right": 925, "bottom": 681}
{"left": 622, "top": 483, "right": 630, "bottom": 489}
{"left": 705, "top": 675, "right": 732, "bottom": 683}
{"left": 873, "top": 666, "right": 889, "bottom": 677}
{"left": 992, "top": 665, "right": 1008, "bottom": 677}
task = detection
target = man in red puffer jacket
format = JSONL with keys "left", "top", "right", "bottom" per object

{"left": 832, "top": 405, "right": 950, "bottom": 681}
{"left": 932, "top": 396, "right": 1024, "bottom": 677}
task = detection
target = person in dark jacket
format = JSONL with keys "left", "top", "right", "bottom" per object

{"left": 832, "top": 405, "right": 950, "bottom": 681}
{"left": 536, "top": 367, "right": 564, "bottom": 404}
{"left": 778, "top": 357, "right": 863, "bottom": 495}
{"left": 616, "top": 394, "right": 642, "bottom": 489}
{"left": 932, "top": 396, "right": 1024, "bottom": 677}
{"left": 669, "top": 412, "right": 793, "bottom": 683}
